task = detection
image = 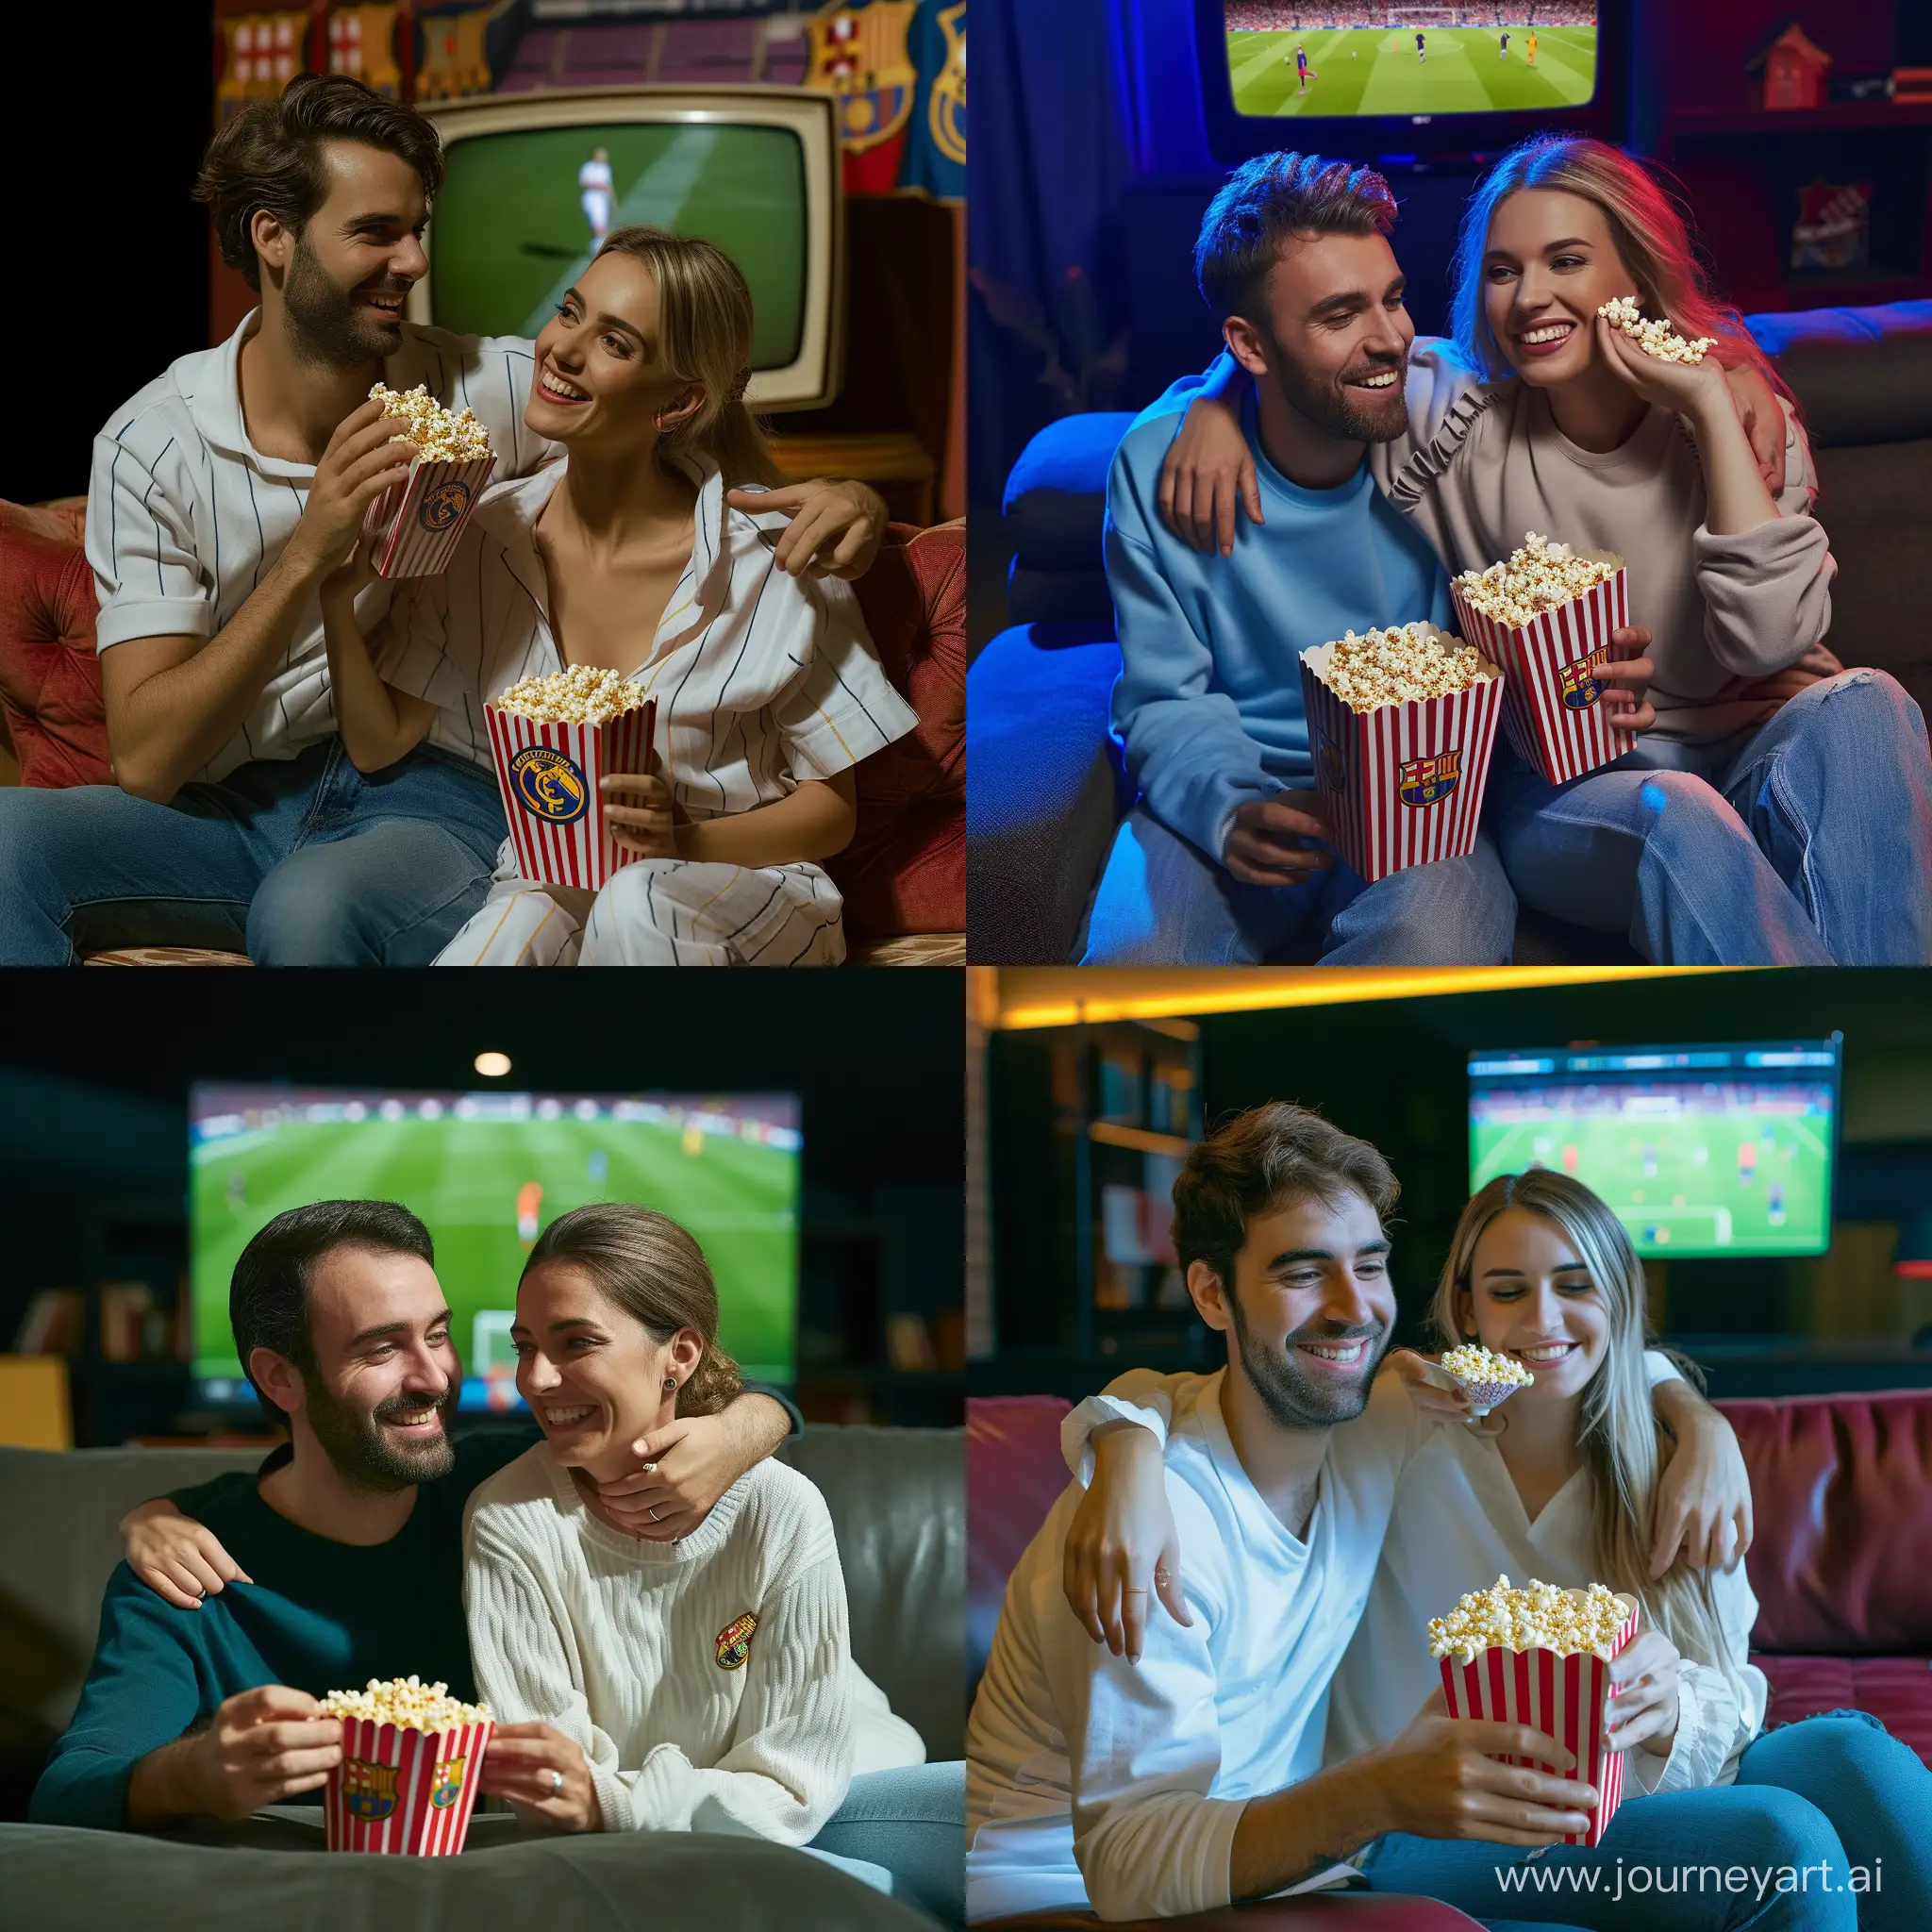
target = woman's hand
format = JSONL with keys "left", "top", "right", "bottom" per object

{"left": 122, "top": 1499, "right": 253, "bottom": 1610}
{"left": 1159, "top": 393, "right": 1260, "bottom": 557}
{"left": 321, "top": 529, "right": 381, "bottom": 607}
{"left": 728, "top": 479, "right": 887, "bottom": 580}
{"left": 1379, "top": 1348, "right": 1476, "bottom": 1424}
{"left": 596, "top": 1410, "right": 762, "bottom": 1542}
{"left": 1061, "top": 1422, "right": 1191, "bottom": 1663}
{"left": 1604, "top": 1625, "right": 1682, "bottom": 1757}
{"left": 1223, "top": 791, "right": 1332, "bottom": 890}
{"left": 1598, "top": 625, "right": 1656, "bottom": 732}
{"left": 1595, "top": 312, "right": 1727, "bottom": 421}
{"left": 479, "top": 1722, "right": 602, "bottom": 1831}
{"left": 601, "top": 771, "right": 686, "bottom": 858}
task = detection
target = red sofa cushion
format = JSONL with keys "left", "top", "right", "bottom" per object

{"left": 981, "top": 1899, "right": 1485, "bottom": 1930}
{"left": 1758, "top": 1654, "right": 1932, "bottom": 1764}
{"left": 0, "top": 498, "right": 110, "bottom": 788}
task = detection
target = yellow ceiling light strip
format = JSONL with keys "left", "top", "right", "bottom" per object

{"left": 991, "top": 966, "right": 1744, "bottom": 1030}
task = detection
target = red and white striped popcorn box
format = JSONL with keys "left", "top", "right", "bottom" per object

{"left": 324, "top": 1712, "right": 495, "bottom": 1856}
{"left": 1438, "top": 1591, "right": 1641, "bottom": 1848}
{"left": 483, "top": 697, "right": 658, "bottom": 891}
{"left": 1299, "top": 645, "right": 1506, "bottom": 884}
{"left": 1449, "top": 553, "right": 1636, "bottom": 786}
{"left": 361, "top": 453, "right": 498, "bottom": 579}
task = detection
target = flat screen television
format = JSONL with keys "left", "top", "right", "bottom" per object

{"left": 1468, "top": 1040, "right": 1841, "bottom": 1259}
{"left": 408, "top": 87, "right": 844, "bottom": 411}
{"left": 1196, "top": 2, "right": 1625, "bottom": 168}
{"left": 189, "top": 1084, "right": 802, "bottom": 1412}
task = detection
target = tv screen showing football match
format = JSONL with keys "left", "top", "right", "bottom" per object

{"left": 190, "top": 1084, "right": 801, "bottom": 1408}
{"left": 1224, "top": 4, "right": 1599, "bottom": 120}
{"left": 1468, "top": 1041, "right": 1840, "bottom": 1258}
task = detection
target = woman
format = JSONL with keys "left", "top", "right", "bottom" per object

{"left": 1156, "top": 136, "right": 1932, "bottom": 964}
{"left": 320, "top": 226, "right": 919, "bottom": 965}
{"left": 466, "top": 1204, "right": 961, "bottom": 1920}
{"left": 1062, "top": 1172, "right": 1932, "bottom": 1928}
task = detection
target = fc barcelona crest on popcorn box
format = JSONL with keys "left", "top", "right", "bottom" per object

{"left": 325, "top": 1712, "right": 494, "bottom": 1856}
{"left": 716, "top": 1611, "right": 758, "bottom": 1671}
{"left": 1397, "top": 751, "right": 1461, "bottom": 808}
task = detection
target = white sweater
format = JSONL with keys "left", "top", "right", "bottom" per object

{"left": 463, "top": 1442, "right": 923, "bottom": 1844}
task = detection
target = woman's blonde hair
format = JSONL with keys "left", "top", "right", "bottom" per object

{"left": 522, "top": 1202, "right": 742, "bottom": 1418}
{"left": 594, "top": 225, "right": 789, "bottom": 488}
{"left": 1431, "top": 1170, "right": 1744, "bottom": 1699}
{"left": 1449, "top": 135, "right": 1794, "bottom": 418}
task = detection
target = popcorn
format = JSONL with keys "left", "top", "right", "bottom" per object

{"left": 1596, "top": 295, "right": 1717, "bottom": 366}
{"left": 1428, "top": 1574, "right": 1627, "bottom": 1664}
{"left": 320, "top": 1674, "right": 491, "bottom": 1733}
{"left": 369, "top": 381, "right": 493, "bottom": 461}
{"left": 1439, "top": 1342, "right": 1534, "bottom": 1390}
{"left": 1453, "top": 533, "right": 1620, "bottom": 628}
{"left": 1320, "top": 621, "right": 1494, "bottom": 713}
{"left": 491, "top": 664, "right": 653, "bottom": 726}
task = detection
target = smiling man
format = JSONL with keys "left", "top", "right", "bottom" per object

{"left": 29, "top": 1200, "right": 791, "bottom": 1833}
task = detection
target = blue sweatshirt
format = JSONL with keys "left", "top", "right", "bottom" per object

{"left": 1106, "top": 375, "right": 1454, "bottom": 861}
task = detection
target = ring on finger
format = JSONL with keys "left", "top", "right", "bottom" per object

{"left": 550, "top": 1770, "right": 563, "bottom": 1793}
{"left": 648, "top": 1506, "right": 662, "bottom": 1523}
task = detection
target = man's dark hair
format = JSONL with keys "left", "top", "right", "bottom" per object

{"left": 1194, "top": 151, "right": 1398, "bottom": 325}
{"left": 1173, "top": 1103, "right": 1398, "bottom": 1296}
{"left": 229, "top": 1201, "right": 435, "bottom": 1416}
{"left": 193, "top": 75, "right": 443, "bottom": 291}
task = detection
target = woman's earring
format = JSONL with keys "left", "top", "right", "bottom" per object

{"left": 662, "top": 1376, "right": 677, "bottom": 1392}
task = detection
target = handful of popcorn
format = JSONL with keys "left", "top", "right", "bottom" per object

{"left": 1432, "top": 1576, "right": 1640, "bottom": 1847}
{"left": 1435, "top": 1341, "right": 1534, "bottom": 1417}
{"left": 1320, "top": 622, "right": 1494, "bottom": 713}
{"left": 359, "top": 383, "right": 498, "bottom": 578}
{"left": 1448, "top": 533, "right": 1635, "bottom": 786}
{"left": 1597, "top": 294, "right": 1718, "bottom": 366}
{"left": 484, "top": 671, "right": 659, "bottom": 891}
{"left": 321, "top": 1674, "right": 495, "bottom": 1856}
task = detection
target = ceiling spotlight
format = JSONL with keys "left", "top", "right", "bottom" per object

{"left": 474, "top": 1052, "right": 512, "bottom": 1078}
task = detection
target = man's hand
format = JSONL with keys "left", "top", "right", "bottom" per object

{"left": 1650, "top": 1383, "right": 1753, "bottom": 1577}
{"left": 123, "top": 1499, "right": 252, "bottom": 1611}
{"left": 1159, "top": 393, "right": 1260, "bottom": 557}
{"left": 597, "top": 1394, "right": 789, "bottom": 1542}
{"left": 479, "top": 1722, "right": 602, "bottom": 1832}
{"left": 287, "top": 399, "right": 417, "bottom": 577}
{"left": 1720, "top": 358, "right": 1790, "bottom": 496}
{"left": 1604, "top": 1626, "right": 1682, "bottom": 1757}
{"left": 1224, "top": 791, "right": 1332, "bottom": 890}
{"left": 140, "top": 1686, "right": 343, "bottom": 1824}
{"left": 1600, "top": 625, "right": 1656, "bottom": 732}
{"left": 1061, "top": 1422, "right": 1191, "bottom": 1663}
{"left": 728, "top": 479, "right": 887, "bottom": 580}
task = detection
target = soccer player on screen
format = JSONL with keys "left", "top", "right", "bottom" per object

{"left": 578, "top": 144, "right": 613, "bottom": 245}
{"left": 1500, "top": 29, "right": 1509, "bottom": 58}
{"left": 516, "top": 1179, "right": 542, "bottom": 1247}
{"left": 1294, "top": 44, "right": 1311, "bottom": 93}
{"left": 1526, "top": 27, "right": 1537, "bottom": 63}
{"left": 1416, "top": 29, "right": 1425, "bottom": 60}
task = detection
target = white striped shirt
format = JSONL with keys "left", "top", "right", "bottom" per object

{"left": 370, "top": 456, "right": 919, "bottom": 816}
{"left": 85, "top": 310, "right": 553, "bottom": 782}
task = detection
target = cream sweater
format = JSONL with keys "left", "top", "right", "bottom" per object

{"left": 463, "top": 1442, "right": 922, "bottom": 1844}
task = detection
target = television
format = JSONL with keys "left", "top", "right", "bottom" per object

{"left": 1195, "top": 2, "right": 1626, "bottom": 169}
{"left": 408, "top": 87, "right": 844, "bottom": 411}
{"left": 1467, "top": 1039, "right": 1841, "bottom": 1259}
{"left": 189, "top": 1084, "right": 802, "bottom": 1412}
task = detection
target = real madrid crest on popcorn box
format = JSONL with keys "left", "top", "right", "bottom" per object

{"left": 359, "top": 382, "right": 498, "bottom": 578}
{"left": 485, "top": 671, "right": 659, "bottom": 891}
{"left": 1299, "top": 623, "right": 1505, "bottom": 883}
{"left": 715, "top": 1611, "right": 758, "bottom": 1671}
{"left": 321, "top": 1676, "right": 495, "bottom": 1856}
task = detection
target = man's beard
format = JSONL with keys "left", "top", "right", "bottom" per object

{"left": 1226, "top": 1291, "right": 1388, "bottom": 1428}
{"left": 302, "top": 1376, "right": 458, "bottom": 1493}
{"left": 282, "top": 238, "right": 408, "bottom": 371}
{"left": 1264, "top": 327, "right": 1409, "bottom": 444}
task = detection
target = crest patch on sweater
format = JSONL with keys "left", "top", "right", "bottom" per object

{"left": 715, "top": 1611, "right": 758, "bottom": 1670}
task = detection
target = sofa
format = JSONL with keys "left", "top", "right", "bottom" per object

{"left": 0, "top": 503, "right": 966, "bottom": 966}
{"left": 0, "top": 1424, "right": 964, "bottom": 1928}
{"left": 967, "top": 300, "right": 1932, "bottom": 964}
{"left": 965, "top": 1386, "right": 1932, "bottom": 1929}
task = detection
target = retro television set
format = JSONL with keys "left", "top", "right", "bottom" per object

{"left": 188, "top": 1083, "right": 802, "bottom": 1414}
{"left": 1467, "top": 1039, "right": 1842, "bottom": 1260}
{"left": 408, "top": 87, "right": 844, "bottom": 411}
{"left": 1195, "top": 1, "right": 1629, "bottom": 169}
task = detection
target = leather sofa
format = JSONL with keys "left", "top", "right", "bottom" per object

{"left": 0, "top": 503, "right": 966, "bottom": 965}
{"left": 967, "top": 300, "right": 1932, "bottom": 964}
{"left": 965, "top": 1386, "right": 1932, "bottom": 1929}
{"left": 0, "top": 1425, "right": 963, "bottom": 1928}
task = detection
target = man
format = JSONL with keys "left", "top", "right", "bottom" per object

{"left": 1083, "top": 155, "right": 1538, "bottom": 964}
{"left": 0, "top": 75, "right": 883, "bottom": 965}
{"left": 30, "top": 1200, "right": 793, "bottom": 1831}
{"left": 964, "top": 1106, "right": 1818, "bottom": 1927}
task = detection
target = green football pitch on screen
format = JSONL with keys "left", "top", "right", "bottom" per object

{"left": 191, "top": 1108, "right": 799, "bottom": 1388}
{"left": 428, "top": 123, "right": 807, "bottom": 360}
{"left": 1470, "top": 1107, "right": 1831, "bottom": 1257}
{"left": 1228, "top": 28, "right": 1597, "bottom": 117}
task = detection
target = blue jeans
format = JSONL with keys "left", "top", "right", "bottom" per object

{"left": 1491, "top": 671, "right": 1932, "bottom": 964}
{"left": 0, "top": 741, "right": 507, "bottom": 965}
{"left": 807, "top": 1763, "right": 964, "bottom": 1928}
{"left": 1080, "top": 804, "right": 1517, "bottom": 964}
{"left": 1358, "top": 1711, "right": 1931, "bottom": 1932}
